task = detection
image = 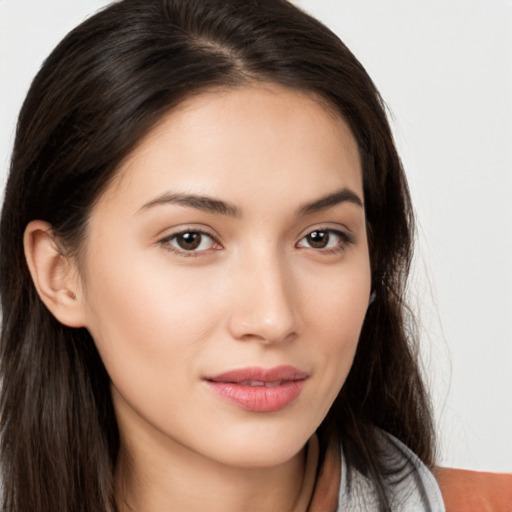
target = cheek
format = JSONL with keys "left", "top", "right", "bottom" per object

{"left": 304, "top": 261, "right": 370, "bottom": 335}
{"left": 308, "top": 265, "right": 370, "bottom": 376}
{"left": 81, "top": 247, "right": 225, "bottom": 388}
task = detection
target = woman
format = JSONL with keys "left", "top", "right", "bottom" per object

{"left": 0, "top": 0, "right": 444, "bottom": 510}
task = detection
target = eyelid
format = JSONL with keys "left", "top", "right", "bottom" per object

{"left": 297, "top": 223, "right": 354, "bottom": 242}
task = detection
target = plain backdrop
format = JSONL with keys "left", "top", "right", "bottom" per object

{"left": 1, "top": 0, "right": 511, "bottom": 472}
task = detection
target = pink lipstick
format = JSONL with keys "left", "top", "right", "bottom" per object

{"left": 204, "top": 366, "right": 308, "bottom": 412}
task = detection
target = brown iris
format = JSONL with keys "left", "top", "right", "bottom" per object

{"left": 306, "top": 230, "right": 330, "bottom": 249}
{"left": 175, "top": 232, "right": 202, "bottom": 250}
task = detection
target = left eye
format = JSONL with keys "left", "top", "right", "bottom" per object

{"left": 163, "top": 230, "right": 219, "bottom": 253}
{"left": 297, "top": 229, "right": 347, "bottom": 250}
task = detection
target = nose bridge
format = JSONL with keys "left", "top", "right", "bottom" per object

{"left": 228, "top": 245, "right": 299, "bottom": 344}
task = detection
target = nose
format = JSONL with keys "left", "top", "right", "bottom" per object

{"left": 227, "top": 250, "right": 300, "bottom": 345}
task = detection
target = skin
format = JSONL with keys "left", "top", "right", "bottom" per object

{"left": 33, "top": 84, "right": 372, "bottom": 511}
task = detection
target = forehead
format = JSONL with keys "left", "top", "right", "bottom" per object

{"left": 97, "top": 84, "right": 363, "bottom": 215}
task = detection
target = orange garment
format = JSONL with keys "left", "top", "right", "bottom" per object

{"left": 435, "top": 467, "right": 512, "bottom": 512}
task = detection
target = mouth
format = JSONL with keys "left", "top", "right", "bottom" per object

{"left": 235, "top": 380, "right": 284, "bottom": 387}
{"left": 204, "top": 366, "right": 309, "bottom": 412}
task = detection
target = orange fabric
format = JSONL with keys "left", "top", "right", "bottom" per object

{"left": 435, "top": 467, "right": 512, "bottom": 512}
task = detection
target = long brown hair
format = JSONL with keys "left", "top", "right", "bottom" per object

{"left": 0, "top": 1, "right": 434, "bottom": 510}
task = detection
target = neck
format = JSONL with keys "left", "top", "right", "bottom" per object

{"left": 115, "top": 439, "right": 317, "bottom": 512}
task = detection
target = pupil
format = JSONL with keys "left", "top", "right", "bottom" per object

{"left": 307, "top": 231, "right": 328, "bottom": 248}
{"left": 177, "top": 232, "right": 201, "bottom": 250}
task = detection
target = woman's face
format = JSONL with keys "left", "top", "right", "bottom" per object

{"left": 78, "top": 84, "right": 371, "bottom": 469}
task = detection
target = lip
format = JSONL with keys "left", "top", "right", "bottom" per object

{"left": 204, "top": 366, "right": 309, "bottom": 412}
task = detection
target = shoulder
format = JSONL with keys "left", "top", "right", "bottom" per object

{"left": 435, "top": 467, "right": 512, "bottom": 511}
{"left": 338, "top": 430, "right": 446, "bottom": 512}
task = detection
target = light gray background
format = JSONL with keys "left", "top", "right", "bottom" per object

{"left": 1, "top": 0, "right": 511, "bottom": 472}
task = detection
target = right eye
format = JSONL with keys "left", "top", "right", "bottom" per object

{"left": 159, "top": 230, "right": 222, "bottom": 256}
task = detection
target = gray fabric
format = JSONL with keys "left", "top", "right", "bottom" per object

{"left": 338, "top": 432, "right": 446, "bottom": 511}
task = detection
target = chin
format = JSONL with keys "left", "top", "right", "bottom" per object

{"left": 218, "top": 445, "right": 304, "bottom": 470}
{"left": 203, "top": 422, "right": 315, "bottom": 469}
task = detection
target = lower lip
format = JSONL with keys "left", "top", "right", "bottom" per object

{"left": 205, "top": 380, "right": 306, "bottom": 412}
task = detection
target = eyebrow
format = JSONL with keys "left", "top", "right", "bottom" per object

{"left": 138, "top": 187, "right": 363, "bottom": 217}
{"left": 139, "top": 192, "right": 240, "bottom": 216}
{"left": 297, "top": 188, "right": 363, "bottom": 215}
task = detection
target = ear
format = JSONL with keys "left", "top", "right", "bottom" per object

{"left": 24, "top": 220, "right": 87, "bottom": 328}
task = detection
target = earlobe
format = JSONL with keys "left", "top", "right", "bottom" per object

{"left": 23, "top": 220, "right": 87, "bottom": 328}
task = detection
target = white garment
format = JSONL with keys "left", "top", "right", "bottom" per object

{"left": 338, "top": 433, "right": 446, "bottom": 512}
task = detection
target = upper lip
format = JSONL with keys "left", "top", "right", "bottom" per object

{"left": 205, "top": 365, "right": 309, "bottom": 383}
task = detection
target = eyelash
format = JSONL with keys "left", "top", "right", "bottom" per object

{"left": 158, "top": 227, "right": 354, "bottom": 257}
